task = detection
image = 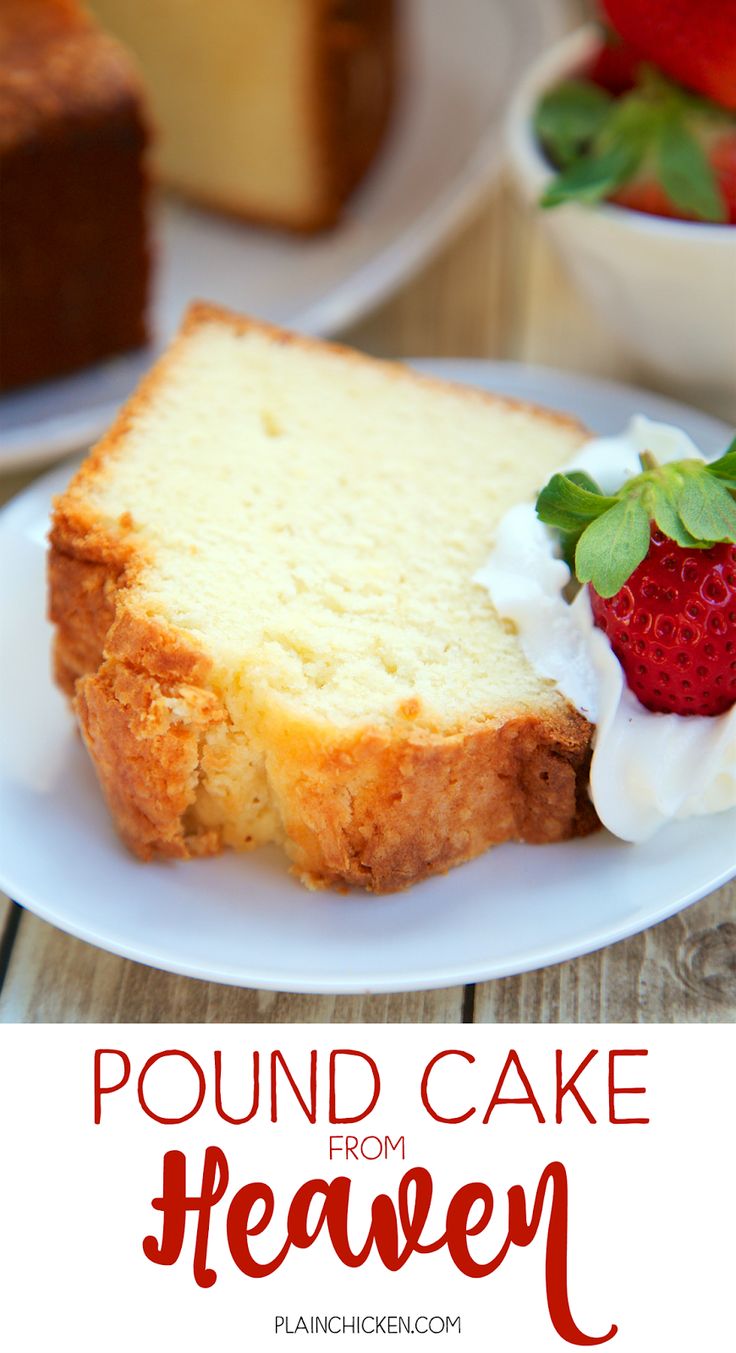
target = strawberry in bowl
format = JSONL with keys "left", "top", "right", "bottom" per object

{"left": 506, "top": 22, "right": 736, "bottom": 395}
{"left": 587, "top": 0, "right": 736, "bottom": 223}
{"left": 536, "top": 36, "right": 736, "bottom": 225}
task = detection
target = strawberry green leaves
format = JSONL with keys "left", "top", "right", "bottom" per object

{"left": 536, "top": 64, "right": 733, "bottom": 221}
{"left": 576, "top": 496, "right": 651, "bottom": 596}
{"left": 538, "top": 80, "right": 647, "bottom": 207}
{"left": 534, "top": 80, "right": 613, "bottom": 169}
{"left": 535, "top": 470, "right": 617, "bottom": 570}
{"left": 658, "top": 120, "right": 726, "bottom": 222}
{"left": 536, "top": 472, "right": 618, "bottom": 530}
{"left": 537, "top": 468, "right": 651, "bottom": 595}
{"left": 535, "top": 441, "right": 736, "bottom": 598}
{"left": 647, "top": 484, "right": 700, "bottom": 547}
{"left": 708, "top": 438, "right": 736, "bottom": 487}
{"left": 676, "top": 464, "right": 736, "bottom": 540}
{"left": 541, "top": 140, "right": 639, "bottom": 208}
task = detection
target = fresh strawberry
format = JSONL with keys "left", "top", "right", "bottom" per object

{"left": 611, "top": 177, "right": 691, "bottom": 220}
{"left": 586, "top": 32, "right": 642, "bottom": 96}
{"left": 600, "top": 0, "right": 736, "bottom": 112}
{"left": 537, "top": 65, "right": 736, "bottom": 224}
{"left": 611, "top": 130, "right": 736, "bottom": 222}
{"left": 589, "top": 533, "right": 736, "bottom": 715}
{"left": 536, "top": 440, "right": 736, "bottom": 718}
{"left": 710, "top": 131, "right": 736, "bottom": 222}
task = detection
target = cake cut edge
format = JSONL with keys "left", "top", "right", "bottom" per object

{"left": 48, "top": 303, "right": 598, "bottom": 893}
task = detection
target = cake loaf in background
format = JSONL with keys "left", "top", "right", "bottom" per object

{"left": 0, "top": 0, "right": 150, "bottom": 391}
{"left": 85, "top": 0, "right": 397, "bottom": 231}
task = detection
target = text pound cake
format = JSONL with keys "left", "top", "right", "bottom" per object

{"left": 49, "top": 305, "right": 597, "bottom": 892}
{"left": 84, "top": 0, "right": 396, "bottom": 232}
{"left": 0, "top": 0, "right": 150, "bottom": 391}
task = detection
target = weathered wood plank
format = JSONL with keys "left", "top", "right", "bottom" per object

{"left": 504, "top": 191, "right": 642, "bottom": 382}
{"left": 473, "top": 883, "right": 736, "bottom": 1023}
{"left": 0, "top": 910, "right": 465, "bottom": 1023}
{"left": 344, "top": 192, "right": 509, "bottom": 361}
{"left": 0, "top": 894, "right": 20, "bottom": 993}
{"left": 0, "top": 893, "right": 13, "bottom": 934}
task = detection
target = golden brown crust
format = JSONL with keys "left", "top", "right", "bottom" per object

{"left": 49, "top": 506, "right": 225, "bottom": 859}
{"left": 0, "top": 0, "right": 148, "bottom": 151}
{"left": 48, "top": 303, "right": 598, "bottom": 892}
{"left": 75, "top": 659, "right": 224, "bottom": 860}
{"left": 49, "top": 548, "right": 123, "bottom": 696}
{"left": 269, "top": 710, "right": 596, "bottom": 893}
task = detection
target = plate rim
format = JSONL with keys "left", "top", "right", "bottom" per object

{"left": 1, "top": 358, "right": 735, "bottom": 994}
{"left": 0, "top": 846, "right": 734, "bottom": 994}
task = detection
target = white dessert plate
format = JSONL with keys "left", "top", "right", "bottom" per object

{"left": 0, "top": 0, "right": 566, "bottom": 473}
{"left": 1, "top": 363, "right": 735, "bottom": 992}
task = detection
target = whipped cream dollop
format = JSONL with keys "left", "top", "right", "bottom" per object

{"left": 475, "top": 416, "right": 736, "bottom": 842}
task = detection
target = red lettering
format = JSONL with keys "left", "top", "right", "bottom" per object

{"left": 287, "top": 1179, "right": 330, "bottom": 1249}
{"left": 143, "top": 1146, "right": 228, "bottom": 1288}
{"left": 608, "top": 1050, "right": 649, "bottom": 1124}
{"left": 94, "top": 1048, "right": 130, "bottom": 1125}
{"left": 271, "top": 1050, "right": 317, "bottom": 1123}
{"left": 322, "top": 1177, "right": 371, "bottom": 1265}
{"left": 508, "top": 1163, "right": 616, "bottom": 1345}
{"left": 141, "top": 1151, "right": 618, "bottom": 1345}
{"left": 445, "top": 1183, "right": 499, "bottom": 1276}
{"left": 483, "top": 1050, "right": 545, "bottom": 1123}
{"left": 556, "top": 1050, "right": 598, "bottom": 1124}
{"left": 421, "top": 1050, "right": 476, "bottom": 1123}
{"left": 396, "top": 1167, "right": 444, "bottom": 1259}
{"left": 214, "top": 1050, "right": 259, "bottom": 1125}
{"left": 329, "top": 1049, "right": 381, "bottom": 1124}
{"left": 368, "top": 1168, "right": 445, "bottom": 1268}
{"left": 227, "top": 1181, "right": 289, "bottom": 1277}
{"left": 137, "top": 1050, "right": 206, "bottom": 1125}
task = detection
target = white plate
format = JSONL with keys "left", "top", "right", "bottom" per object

{"left": 1, "top": 361, "right": 734, "bottom": 993}
{"left": 0, "top": 0, "right": 565, "bottom": 472}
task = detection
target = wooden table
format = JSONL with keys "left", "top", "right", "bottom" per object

{"left": 1, "top": 171, "right": 734, "bottom": 1025}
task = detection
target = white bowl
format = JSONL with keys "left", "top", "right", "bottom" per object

{"left": 506, "top": 26, "right": 736, "bottom": 400}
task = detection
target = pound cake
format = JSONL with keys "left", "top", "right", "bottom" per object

{"left": 85, "top": 0, "right": 396, "bottom": 231}
{"left": 0, "top": 0, "right": 149, "bottom": 391}
{"left": 49, "top": 305, "right": 596, "bottom": 892}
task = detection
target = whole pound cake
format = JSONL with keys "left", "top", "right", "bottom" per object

{"left": 85, "top": 0, "right": 396, "bottom": 231}
{"left": 0, "top": 0, "right": 149, "bottom": 390}
{"left": 49, "top": 305, "right": 596, "bottom": 892}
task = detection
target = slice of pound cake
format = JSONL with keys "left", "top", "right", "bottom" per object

{"left": 49, "top": 306, "right": 597, "bottom": 892}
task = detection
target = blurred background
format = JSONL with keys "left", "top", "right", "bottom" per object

{"left": 2, "top": 0, "right": 734, "bottom": 486}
